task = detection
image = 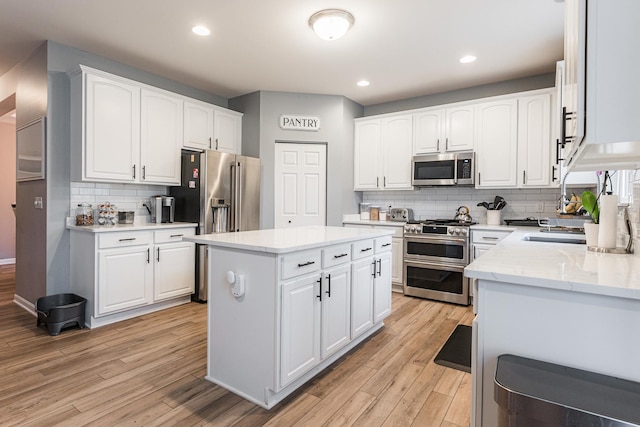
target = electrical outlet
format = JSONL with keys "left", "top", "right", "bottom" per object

{"left": 536, "top": 201, "right": 544, "bottom": 213}
{"left": 34, "top": 196, "right": 43, "bottom": 209}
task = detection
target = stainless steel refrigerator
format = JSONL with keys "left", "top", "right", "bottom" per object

{"left": 170, "top": 150, "right": 261, "bottom": 302}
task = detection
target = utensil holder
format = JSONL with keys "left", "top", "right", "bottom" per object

{"left": 487, "top": 210, "right": 501, "bottom": 226}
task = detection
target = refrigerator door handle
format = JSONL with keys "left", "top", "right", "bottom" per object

{"left": 230, "top": 161, "right": 237, "bottom": 232}
{"left": 236, "top": 161, "right": 242, "bottom": 232}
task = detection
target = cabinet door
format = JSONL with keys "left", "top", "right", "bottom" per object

{"left": 98, "top": 246, "right": 152, "bottom": 315}
{"left": 280, "top": 274, "right": 321, "bottom": 387}
{"left": 183, "top": 100, "right": 213, "bottom": 151}
{"left": 381, "top": 115, "right": 413, "bottom": 189}
{"left": 140, "top": 89, "right": 182, "bottom": 185}
{"left": 84, "top": 73, "right": 140, "bottom": 182}
{"left": 518, "top": 93, "right": 552, "bottom": 187}
{"left": 391, "top": 237, "right": 403, "bottom": 285}
{"left": 351, "top": 258, "right": 374, "bottom": 338}
{"left": 321, "top": 265, "right": 351, "bottom": 358}
{"left": 445, "top": 105, "right": 475, "bottom": 151}
{"left": 354, "top": 120, "right": 382, "bottom": 190}
{"left": 373, "top": 252, "right": 392, "bottom": 323}
{"left": 154, "top": 242, "right": 195, "bottom": 301}
{"left": 213, "top": 109, "right": 241, "bottom": 153}
{"left": 472, "top": 244, "right": 493, "bottom": 261}
{"left": 476, "top": 99, "right": 518, "bottom": 188}
{"left": 414, "top": 109, "right": 443, "bottom": 154}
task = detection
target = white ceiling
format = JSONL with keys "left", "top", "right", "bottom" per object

{"left": 0, "top": 0, "right": 565, "bottom": 106}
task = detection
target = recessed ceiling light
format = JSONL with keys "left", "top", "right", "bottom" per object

{"left": 192, "top": 25, "right": 210, "bottom": 36}
{"left": 309, "top": 9, "right": 354, "bottom": 41}
{"left": 459, "top": 55, "right": 477, "bottom": 64}
{"left": 357, "top": 80, "right": 370, "bottom": 87}
{"left": 10, "top": 112, "right": 16, "bottom": 118}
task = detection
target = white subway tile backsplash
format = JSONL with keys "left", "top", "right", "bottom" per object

{"left": 70, "top": 182, "right": 169, "bottom": 218}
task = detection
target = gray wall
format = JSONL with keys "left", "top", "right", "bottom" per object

{"left": 364, "top": 72, "right": 556, "bottom": 116}
{"left": 230, "top": 91, "right": 362, "bottom": 228}
{"left": 229, "top": 91, "right": 261, "bottom": 158}
{"left": 15, "top": 43, "right": 48, "bottom": 304}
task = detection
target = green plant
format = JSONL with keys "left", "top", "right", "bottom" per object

{"left": 581, "top": 190, "right": 599, "bottom": 224}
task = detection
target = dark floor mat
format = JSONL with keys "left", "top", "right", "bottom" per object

{"left": 434, "top": 324, "right": 472, "bottom": 373}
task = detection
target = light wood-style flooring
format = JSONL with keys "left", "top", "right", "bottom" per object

{"left": 0, "top": 264, "right": 473, "bottom": 426}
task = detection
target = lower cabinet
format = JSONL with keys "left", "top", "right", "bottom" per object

{"left": 70, "top": 226, "right": 196, "bottom": 327}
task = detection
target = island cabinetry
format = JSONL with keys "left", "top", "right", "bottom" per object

{"left": 413, "top": 105, "right": 475, "bottom": 154}
{"left": 354, "top": 114, "right": 413, "bottom": 191}
{"left": 183, "top": 99, "right": 242, "bottom": 153}
{"left": 196, "top": 227, "right": 393, "bottom": 409}
{"left": 70, "top": 225, "right": 195, "bottom": 328}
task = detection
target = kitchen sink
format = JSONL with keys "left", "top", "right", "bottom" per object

{"left": 522, "top": 233, "right": 586, "bottom": 245}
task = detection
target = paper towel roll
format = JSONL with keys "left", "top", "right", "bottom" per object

{"left": 597, "top": 194, "right": 618, "bottom": 249}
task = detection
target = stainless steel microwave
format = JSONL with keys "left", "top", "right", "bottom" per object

{"left": 412, "top": 151, "right": 475, "bottom": 186}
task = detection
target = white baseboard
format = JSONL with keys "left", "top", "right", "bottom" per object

{"left": 0, "top": 258, "right": 16, "bottom": 266}
{"left": 13, "top": 294, "right": 36, "bottom": 317}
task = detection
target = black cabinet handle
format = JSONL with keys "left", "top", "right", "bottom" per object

{"left": 333, "top": 253, "right": 348, "bottom": 259}
{"left": 436, "top": 138, "right": 440, "bottom": 152}
{"left": 371, "top": 260, "right": 376, "bottom": 277}
{"left": 142, "top": 165, "right": 146, "bottom": 180}
{"left": 361, "top": 247, "right": 372, "bottom": 252}
{"left": 209, "top": 137, "right": 212, "bottom": 149}
{"left": 156, "top": 247, "right": 160, "bottom": 262}
{"left": 562, "top": 107, "right": 576, "bottom": 144}
{"left": 146, "top": 248, "right": 150, "bottom": 264}
{"left": 377, "top": 259, "right": 382, "bottom": 276}
{"left": 383, "top": 176, "right": 386, "bottom": 187}
{"left": 170, "top": 234, "right": 184, "bottom": 238}
{"left": 552, "top": 165, "right": 557, "bottom": 182}
{"left": 382, "top": 243, "right": 391, "bottom": 247}
{"left": 317, "top": 276, "right": 322, "bottom": 301}
{"left": 376, "top": 177, "right": 379, "bottom": 187}
{"left": 555, "top": 138, "right": 564, "bottom": 163}
{"left": 523, "top": 170, "right": 527, "bottom": 185}
{"left": 132, "top": 165, "right": 136, "bottom": 179}
{"left": 215, "top": 138, "right": 219, "bottom": 150}
{"left": 118, "top": 237, "right": 136, "bottom": 242}
{"left": 297, "top": 261, "right": 315, "bottom": 268}
{"left": 325, "top": 274, "right": 331, "bottom": 297}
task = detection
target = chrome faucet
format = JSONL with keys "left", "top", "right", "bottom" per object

{"left": 558, "top": 172, "right": 572, "bottom": 214}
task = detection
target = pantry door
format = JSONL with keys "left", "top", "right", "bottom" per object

{"left": 274, "top": 143, "right": 327, "bottom": 228}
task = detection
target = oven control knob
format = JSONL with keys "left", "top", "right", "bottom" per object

{"left": 448, "top": 229, "right": 455, "bottom": 235}
{"left": 454, "top": 227, "right": 461, "bottom": 235}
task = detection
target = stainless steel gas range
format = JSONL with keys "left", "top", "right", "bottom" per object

{"left": 403, "top": 219, "right": 474, "bottom": 305}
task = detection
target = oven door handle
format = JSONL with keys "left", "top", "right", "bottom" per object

{"left": 453, "top": 153, "right": 458, "bottom": 185}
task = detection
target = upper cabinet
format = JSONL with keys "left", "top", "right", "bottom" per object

{"left": 354, "top": 114, "right": 413, "bottom": 191}
{"left": 183, "top": 99, "right": 242, "bottom": 153}
{"left": 71, "top": 65, "right": 242, "bottom": 185}
{"left": 475, "top": 90, "right": 553, "bottom": 189}
{"left": 563, "top": 0, "right": 640, "bottom": 171}
{"left": 140, "top": 88, "right": 183, "bottom": 185}
{"left": 413, "top": 105, "right": 474, "bottom": 154}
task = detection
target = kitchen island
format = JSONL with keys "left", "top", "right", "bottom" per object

{"left": 465, "top": 229, "right": 640, "bottom": 426}
{"left": 184, "top": 226, "right": 395, "bottom": 409}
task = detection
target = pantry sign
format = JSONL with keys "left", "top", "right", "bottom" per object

{"left": 279, "top": 115, "right": 320, "bottom": 131}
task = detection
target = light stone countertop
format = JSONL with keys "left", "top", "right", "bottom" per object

{"left": 184, "top": 225, "right": 395, "bottom": 254}
{"left": 465, "top": 229, "right": 640, "bottom": 300}
{"left": 66, "top": 220, "right": 197, "bottom": 233}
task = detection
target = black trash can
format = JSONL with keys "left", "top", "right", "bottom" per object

{"left": 494, "top": 354, "right": 640, "bottom": 427}
{"left": 36, "top": 293, "right": 87, "bottom": 336}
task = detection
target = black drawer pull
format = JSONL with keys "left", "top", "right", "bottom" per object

{"left": 118, "top": 237, "right": 136, "bottom": 242}
{"left": 382, "top": 243, "right": 391, "bottom": 247}
{"left": 333, "top": 253, "right": 348, "bottom": 259}
{"left": 360, "top": 247, "right": 372, "bottom": 252}
{"left": 170, "top": 234, "right": 184, "bottom": 238}
{"left": 482, "top": 236, "right": 499, "bottom": 241}
{"left": 297, "top": 261, "right": 315, "bottom": 267}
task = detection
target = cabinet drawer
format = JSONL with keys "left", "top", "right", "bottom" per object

{"left": 352, "top": 239, "right": 375, "bottom": 260}
{"left": 281, "top": 250, "right": 321, "bottom": 280}
{"left": 322, "top": 243, "right": 351, "bottom": 269}
{"left": 98, "top": 231, "right": 152, "bottom": 249}
{"left": 375, "top": 235, "right": 393, "bottom": 253}
{"left": 471, "top": 230, "right": 511, "bottom": 245}
{"left": 154, "top": 227, "right": 196, "bottom": 244}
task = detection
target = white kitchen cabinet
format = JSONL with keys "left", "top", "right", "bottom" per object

{"left": 320, "top": 264, "right": 351, "bottom": 358}
{"left": 183, "top": 99, "right": 214, "bottom": 151}
{"left": 351, "top": 257, "right": 374, "bottom": 338}
{"left": 69, "top": 225, "right": 196, "bottom": 328}
{"left": 183, "top": 99, "right": 242, "bottom": 153}
{"left": 280, "top": 273, "right": 322, "bottom": 387}
{"left": 354, "top": 114, "right": 413, "bottom": 191}
{"left": 476, "top": 91, "right": 554, "bottom": 189}
{"left": 413, "top": 105, "right": 475, "bottom": 155}
{"left": 373, "top": 250, "right": 392, "bottom": 323}
{"left": 517, "top": 93, "right": 552, "bottom": 187}
{"left": 78, "top": 70, "right": 141, "bottom": 183}
{"left": 475, "top": 98, "right": 518, "bottom": 188}
{"left": 470, "top": 228, "right": 512, "bottom": 302}
{"left": 140, "top": 88, "right": 182, "bottom": 185}
{"left": 98, "top": 244, "right": 153, "bottom": 315}
{"left": 213, "top": 108, "right": 242, "bottom": 153}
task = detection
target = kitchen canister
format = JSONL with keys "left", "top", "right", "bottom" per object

{"left": 597, "top": 194, "right": 618, "bottom": 249}
{"left": 370, "top": 206, "right": 380, "bottom": 221}
{"left": 359, "top": 203, "right": 371, "bottom": 220}
{"left": 486, "top": 210, "right": 501, "bottom": 226}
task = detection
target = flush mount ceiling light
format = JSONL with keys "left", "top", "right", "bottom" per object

{"left": 192, "top": 25, "right": 210, "bottom": 36}
{"left": 309, "top": 9, "right": 354, "bottom": 41}
{"left": 459, "top": 55, "right": 477, "bottom": 64}
{"left": 357, "top": 80, "right": 370, "bottom": 87}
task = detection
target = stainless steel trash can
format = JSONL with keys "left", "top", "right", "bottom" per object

{"left": 494, "top": 354, "right": 640, "bottom": 427}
